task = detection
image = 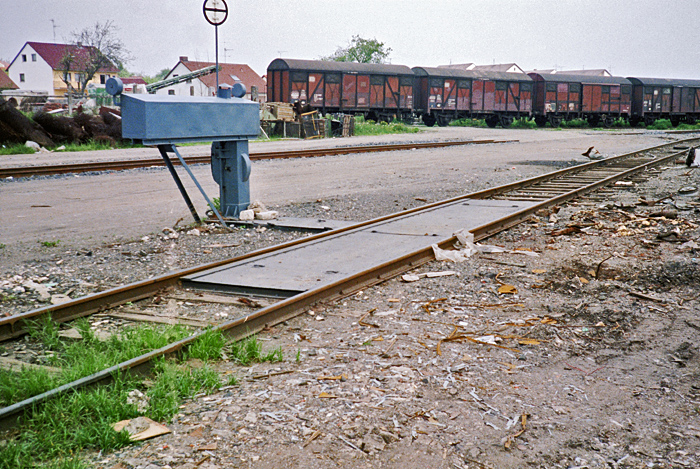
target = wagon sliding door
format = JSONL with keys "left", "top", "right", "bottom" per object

{"left": 472, "top": 80, "right": 485, "bottom": 112}
{"left": 308, "top": 73, "right": 324, "bottom": 107}
{"left": 325, "top": 73, "right": 341, "bottom": 108}
{"left": 342, "top": 74, "right": 357, "bottom": 109}
{"left": 290, "top": 71, "right": 308, "bottom": 103}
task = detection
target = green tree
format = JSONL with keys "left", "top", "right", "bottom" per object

{"left": 322, "top": 35, "right": 392, "bottom": 64}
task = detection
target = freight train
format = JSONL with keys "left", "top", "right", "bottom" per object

{"left": 267, "top": 58, "right": 700, "bottom": 128}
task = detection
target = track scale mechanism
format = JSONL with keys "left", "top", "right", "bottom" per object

{"left": 107, "top": 77, "right": 259, "bottom": 220}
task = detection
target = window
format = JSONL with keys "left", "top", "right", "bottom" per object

{"left": 601, "top": 86, "right": 611, "bottom": 94}
{"left": 100, "top": 75, "right": 106, "bottom": 84}
{"left": 64, "top": 72, "right": 72, "bottom": 82}
{"left": 22, "top": 54, "right": 27, "bottom": 62}
{"left": 168, "top": 89, "right": 175, "bottom": 95}
{"left": 546, "top": 83, "right": 557, "bottom": 92}
{"left": 457, "top": 80, "right": 471, "bottom": 89}
{"left": 31, "top": 54, "right": 37, "bottom": 62}
{"left": 325, "top": 73, "right": 341, "bottom": 84}
{"left": 520, "top": 83, "right": 533, "bottom": 92}
{"left": 495, "top": 82, "right": 508, "bottom": 91}
{"left": 662, "top": 87, "right": 671, "bottom": 95}
{"left": 621, "top": 85, "right": 631, "bottom": 94}
{"left": 370, "top": 75, "right": 384, "bottom": 85}
{"left": 569, "top": 83, "right": 581, "bottom": 93}
{"left": 429, "top": 78, "right": 443, "bottom": 88}
{"left": 399, "top": 76, "right": 413, "bottom": 87}
{"left": 190, "top": 86, "right": 195, "bottom": 96}
{"left": 19, "top": 73, "right": 25, "bottom": 82}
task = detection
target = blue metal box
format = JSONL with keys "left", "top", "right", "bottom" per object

{"left": 120, "top": 94, "right": 260, "bottom": 145}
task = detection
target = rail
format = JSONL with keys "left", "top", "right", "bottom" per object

{"left": 0, "top": 137, "right": 696, "bottom": 429}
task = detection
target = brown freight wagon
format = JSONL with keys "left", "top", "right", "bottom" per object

{"left": 266, "top": 59, "right": 415, "bottom": 122}
{"left": 627, "top": 77, "right": 700, "bottom": 127}
{"left": 528, "top": 73, "right": 632, "bottom": 127}
{"left": 411, "top": 67, "right": 533, "bottom": 127}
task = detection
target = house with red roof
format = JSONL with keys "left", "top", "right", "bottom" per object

{"left": 157, "top": 56, "right": 266, "bottom": 102}
{"left": 6, "top": 42, "right": 119, "bottom": 96}
{"left": 0, "top": 68, "right": 19, "bottom": 91}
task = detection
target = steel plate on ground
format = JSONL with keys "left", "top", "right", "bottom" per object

{"left": 183, "top": 199, "right": 536, "bottom": 297}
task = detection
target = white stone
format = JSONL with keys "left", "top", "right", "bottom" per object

{"left": 255, "top": 211, "right": 278, "bottom": 220}
{"left": 25, "top": 141, "right": 41, "bottom": 151}
{"left": 239, "top": 210, "right": 255, "bottom": 221}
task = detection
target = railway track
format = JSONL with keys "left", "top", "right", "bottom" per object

{"left": 1, "top": 137, "right": 696, "bottom": 429}
{"left": 0, "top": 139, "right": 507, "bottom": 179}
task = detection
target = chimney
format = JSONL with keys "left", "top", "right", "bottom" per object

{"left": 179, "top": 56, "right": 188, "bottom": 62}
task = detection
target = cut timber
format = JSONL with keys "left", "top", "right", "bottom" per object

{"left": 0, "top": 97, "right": 55, "bottom": 147}
{"left": 0, "top": 356, "right": 62, "bottom": 374}
{"left": 106, "top": 310, "right": 216, "bottom": 327}
{"left": 167, "top": 292, "right": 273, "bottom": 308}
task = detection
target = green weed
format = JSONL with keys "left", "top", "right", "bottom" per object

{"left": 147, "top": 360, "right": 221, "bottom": 422}
{"left": 646, "top": 119, "right": 673, "bottom": 130}
{"left": 296, "top": 348, "right": 302, "bottom": 363}
{"left": 185, "top": 328, "right": 227, "bottom": 362}
{"left": 261, "top": 346, "right": 284, "bottom": 363}
{"left": 510, "top": 118, "right": 537, "bottom": 129}
{"left": 449, "top": 118, "right": 487, "bottom": 128}
{"left": 228, "top": 336, "right": 283, "bottom": 365}
{"left": 354, "top": 120, "right": 420, "bottom": 136}
{"left": 39, "top": 240, "right": 61, "bottom": 247}
{"left": 0, "top": 243, "right": 6, "bottom": 249}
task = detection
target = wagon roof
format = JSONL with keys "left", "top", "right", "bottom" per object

{"left": 627, "top": 77, "right": 700, "bottom": 87}
{"left": 528, "top": 73, "right": 631, "bottom": 85}
{"left": 267, "top": 58, "right": 413, "bottom": 75}
{"left": 412, "top": 66, "right": 533, "bottom": 82}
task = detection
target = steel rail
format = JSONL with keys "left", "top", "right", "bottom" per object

{"left": 1, "top": 137, "right": 696, "bottom": 343}
{"left": 0, "top": 137, "right": 696, "bottom": 429}
{"left": 0, "top": 139, "right": 507, "bottom": 179}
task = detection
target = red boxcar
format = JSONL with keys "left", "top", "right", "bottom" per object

{"left": 411, "top": 67, "right": 533, "bottom": 127}
{"left": 267, "top": 58, "right": 415, "bottom": 121}
{"left": 627, "top": 77, "right": 700, "bottom": 126}
{"left": 528, "top": 73, "right": 632, "bottom": 127}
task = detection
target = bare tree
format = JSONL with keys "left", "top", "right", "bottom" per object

{"left": 59, "top": 21, "right": 130, "bottom": 96}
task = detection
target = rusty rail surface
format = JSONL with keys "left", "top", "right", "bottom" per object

{"left": 0, "top": 139, "right": 508, "bottom": 179}
{"left": 0, "top": 137, "right": 696, "bottom": 429}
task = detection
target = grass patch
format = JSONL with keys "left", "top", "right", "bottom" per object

{"left": 147, "top": 360, "right": 221, "bottom": 421}
{"left": 0, "top": 322, "right": 227, "bottom": 468}
{"left": 185, "top": 328, "right": 227, "bottom": 362}
{"left": 449, "top": 118, "right": 487, "bottom": 128}
{"left": 228, "top": 336, "right": 283, "bottom": 365}
{"left": 510, "top": 118, "right": 537, "bottom": 129}
{"left": 354, "top": 117, "right": 420, "bottom": 136}
{"left": 0, "top": 318, "right": 192, "bottom": 408}
{"left": 58, "top": 140, "right": 143, "bottom": 152}
{"left": 0, "top": 144, "right": 36, "bottom": 156}
{"left": 646, "top": 119, "right": 673, "bottom": 130}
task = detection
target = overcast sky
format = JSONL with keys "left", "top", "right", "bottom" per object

{"left": 2, "top": 0, "right": 698, "bottom": 79}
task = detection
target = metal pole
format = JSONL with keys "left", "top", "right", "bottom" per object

{"left": 169, "top": 145, "right": 229, "bottom": 228}
{"left": 158, "top": 145, "right": 201, "bottom": 224}
{"left": 215, "top": 25, "right": 219, "bottom": 93}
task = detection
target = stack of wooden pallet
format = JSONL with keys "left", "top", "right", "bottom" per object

{"left": 264, "top": 102, "right": 295, "bottom": 122}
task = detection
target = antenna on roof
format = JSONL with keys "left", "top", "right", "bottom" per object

{"left": 277, "top": 51, "right": 287, "bottom": 58}
{"left": 50, "top": 19, "right": 58, "bottom": 42}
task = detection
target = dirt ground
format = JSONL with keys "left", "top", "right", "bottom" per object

{"left": 1, "top": 128, "right": 699, "bottom": 468}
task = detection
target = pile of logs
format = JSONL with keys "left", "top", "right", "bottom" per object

{"left": 0, "top": 97, "right": 122, "bottom": 148}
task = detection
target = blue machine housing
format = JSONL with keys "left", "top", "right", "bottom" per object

{"left": 120, "top": 94, "right": 259, "bottom": 145}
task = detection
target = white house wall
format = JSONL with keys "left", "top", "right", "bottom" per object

{"left": 155, "top": 63, "right": 212, "bottom": 97}
{"left": 8, "top": 44, "right": 54, "bottom": 94}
